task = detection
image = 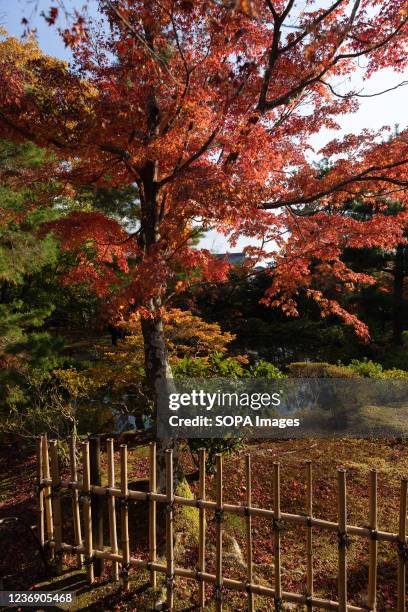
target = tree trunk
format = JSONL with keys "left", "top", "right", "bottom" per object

{"left": 141, "top": 304, "right": 181, "bottom": 555}
{"left": 141, "top": 306, "right": 182, "bottom": 492}
{"left": 138, "top": 151, "right": 183, "bottom": 480}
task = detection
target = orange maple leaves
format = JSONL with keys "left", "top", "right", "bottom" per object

{"left": 0, "top": 1, "right": 407, "bottom": 336}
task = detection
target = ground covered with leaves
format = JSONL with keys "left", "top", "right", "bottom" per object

{"left": 1, "top": 438, "right": 407, "bottom": 610}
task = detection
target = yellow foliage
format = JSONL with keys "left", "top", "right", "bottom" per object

{"left": 0, "top": 31, "right": 98, "bottom": 146}
{"left": 53, "top": 368, "right": 102, "bottom": 397}
{"left": 87, "top": 309, "right": 236, "bottom": 391}
{"left": 163, "top": 308, "right": 235, "bottom": 357}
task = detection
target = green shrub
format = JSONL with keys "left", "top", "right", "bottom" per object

{"left": 347, "top": 359, "right": 408, "bottom": 379}
{"left": 173, "top": 353, "right": 285, "bottom": 379}
{"left": 208, "top": 352, "right": 246, "bottom": 377}
{"left": 173, "top": 355, "right": 210, "bottom": 377}
{"left": 188, "top": 437, "right": 244, "bottom": 473}
{"left": 249, "top": 360, "right": 285, "bottom": 378}
{"left": 347, "top": 358, "right": 384, "bottom": 378}
{"left": 382, "top": 368, "right": 408, "bottom": 379}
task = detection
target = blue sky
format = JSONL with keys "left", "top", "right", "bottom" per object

{"left": 1, "top": 0, "right": 407, "bottom": 253}
{"left": 1, "top": 0, "right": 79, "bottom": 60}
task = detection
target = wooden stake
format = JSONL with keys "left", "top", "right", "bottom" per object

{"left": 90, "top": 436, "right": 104, "bottom": 577}
{"left": 36, "top": 436, "right": 45, "bottom": 548}
{"left": 120, "top": 444, "right": 130, "bottom": 590}
{"left": 397, "top": 478, "right": 407, "bottom": 612}
{"left": 273, "top": 462, "right": 282, "bottom": 612}
{"left": 69, "top": 435, "right": 83, "bottom": 568}
{"left": 368, "top": 469, "right": 377, "bottom": 611}
{"left": 42, "top": 433, "right": 54, "bottom": 559}
{"left": 82, "top": 441, "right": 94, "bottom": 584}
{"left": 245, "top": 454, "right": 254, "bottom": 612}
{"left": 149, "top": 442, "right": 157, "bottom": 588}
{"left": 107, "top": 438, "right": 119, "bottom": 581}
{"left": 338, "top": 469, "right": 347, "bottom": 612}
{"left": 198, "top": 448, "right": 206, "bottom": 610}
{"left": 49, "top": 440, "right": 63, "bottom": 574}
{"left": 215, "top": 453, "right": 223, "bottom": 612}
{"left": 166, "top": 449, "right": 174, "bottom": 611}
{"left": 306, "top": 460, "right": 313, "bottom": 607}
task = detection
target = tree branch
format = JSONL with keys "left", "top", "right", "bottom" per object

{"left": 105, "top": 0, "right": 179, "bottom": 84}
{"left": 260, "top": 158, "right": 408, "bottom": 209}
{"left": 319, "top": 79, "right": 408, "bottom": 99}
{"left": 158, "top": 127, "right": 219, "bottom": 186}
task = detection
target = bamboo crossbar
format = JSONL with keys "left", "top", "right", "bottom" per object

{"left": 47, "top": 542, "right": 367, "bottom": 612}
{"left": 39, "top": 477, "right": 403, "bottom": 543}
{"left": 37, "top": 435, "right": 408, "bottom": 611}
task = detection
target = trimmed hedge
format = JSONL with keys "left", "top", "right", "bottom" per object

{"left": 287, "top": 359, "right": 408, "bottom": 379}
{"left": 287, "top": 362, "right": 358, "bottom": 378}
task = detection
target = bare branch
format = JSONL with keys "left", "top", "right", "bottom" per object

{"left": 279, "top": 0, "right": 345, "bottom": 56}
{"left": 319, "top": 79, "right": 408, "bottom": 99}
{"left": 281, "top": 0, "right": 297, "bottom": 22}
{"left": 260, "top": 158, "right": 408, "bottom": 209}
{"left": 258, "top": 15, "right": 406, "bottom": 113}
{"left": 336, "top": 16, "right": 408, "bottom": 61}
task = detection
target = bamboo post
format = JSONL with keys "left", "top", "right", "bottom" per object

{"left": 120, "top": 444, "right": 130, "bottom": 590}
{"left": 215, "top": 453, "right": 223, "bottom": 612}
{"left": 36, "top": 436, "right": 45, "bottom": 549}
{"left": 69, "top": 435, "right": 83, "bottom": 568}
{"left": 90, "top": 436, "right": 104, "bottom": 577}
{"left": 166, "top": 449, "right": 175, "bottom": 610}
{"left": 82, "top": 440, "right": 94, "bottom": 584}
{"left": 107, "top": 438, "right": 119, "bottom": 581}
{"left": 338, "top": 469, "right": 347, "bottom": 612}
{"left": 397, "top": 478, "right": 407, "bottom": 612}
{"left": 198, "top": 448, "right": 206, "bottom": 610}
{"left": 245, "top": 454, "right": 254, "bottom": 612}
{"left": 42, "top": 433, "right": 54, "bottom": 559}
{"left": 368, "top": 469, "right": 377, "bottom": 611}
{"left": 273, "top": 462, "right": 282, "bottom": 612}
{"left": 149, "top": 442, "right": 157, "bottom": 588}
{"left": 306, "top": 460, "right": 313, "bottom": 608}
{"left": 49, "top": 440, "right": 63, "bottom": 574}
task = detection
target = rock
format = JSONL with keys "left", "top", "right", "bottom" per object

{"left": 223, "top": 533, "right": 245, "bottom": 566}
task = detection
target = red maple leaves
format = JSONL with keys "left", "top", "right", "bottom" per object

{"left": 0, "top": 0, "right": 407, "bottom": 334}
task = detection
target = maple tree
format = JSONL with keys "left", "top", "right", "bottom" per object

{"left": 1, "top": 1, "right": 408, "bottom": 478}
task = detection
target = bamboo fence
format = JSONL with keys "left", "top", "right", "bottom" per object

{"left": 36, "top": 434, "right": 408, "bottom": 611}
